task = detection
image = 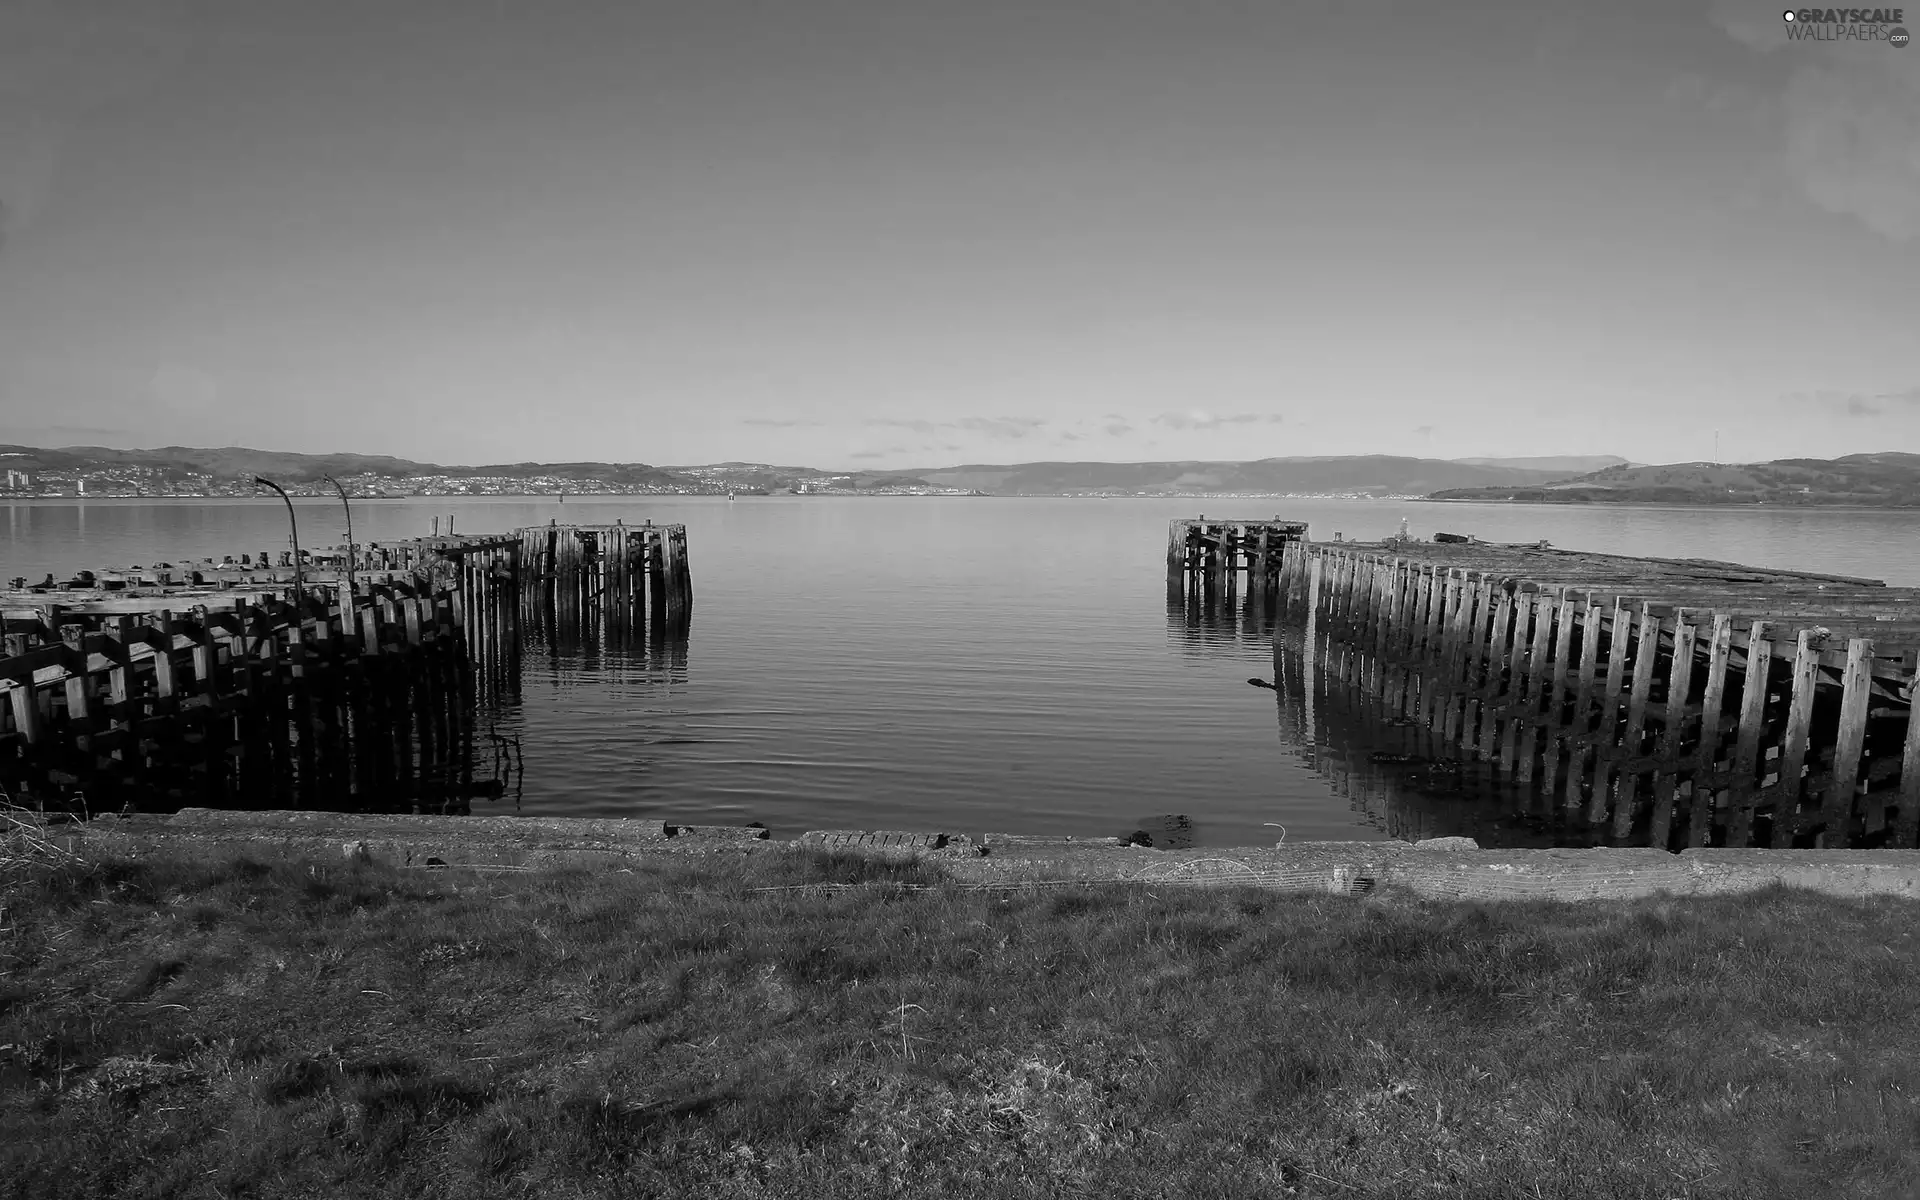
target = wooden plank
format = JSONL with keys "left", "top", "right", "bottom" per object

{"left": 1587, "top": 599, "right": 1633, "bottom": 826}
{"left": 1685, "top": 615, "right": 1734, "bottom": 847}
{"left": 1818, "top": 637, "right": 1874, "bottom": 848}
{"left": 1647, "top": 619, "right": 1698, "bottom": 849}
{"left": 148, "top": 611, "right": 178, "bottom": 703}
{"left": 1610, "top": 609, "right": 1662, "bottom": 838}
{"left": 1453, "top": 581, "right": 1481, "bottom": 753}
{"left": 1896, "top": 690, "right": 1920, "bottom": 848}
{"left": 1518, "top": 591, "right": 1554, "bottom": 788}
{"left": 1769, "top": 629, "right": 1823, "bottom": 848}
{"left": 1501, "top": 592, "right": 1534, "bottom": 777}
{"left": 1563, "top": 602, "right": 1600, "bottom": 814}
{"left": 1725, "top": 623, "right": 1775, "bottom": 847}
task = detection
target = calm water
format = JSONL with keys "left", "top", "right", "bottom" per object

{"left": 6, "top": 496, "right": 1918, "bottom": 846}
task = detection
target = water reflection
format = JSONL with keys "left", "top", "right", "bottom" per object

{"left": 1164, "top": 589, "right": 1281, "bottom": 658}
{"left": 525, "top": 600, "right": 691, "bottom": 683}
{"left": 1267, "top": 620, "right": 1616, "bottom": 848}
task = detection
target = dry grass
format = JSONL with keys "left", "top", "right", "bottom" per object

{"left": 0, "top": 795, "right": 88, "bottom": 897}
{"left": 3, "top": 848, "right": 1920, "bottom": 1199}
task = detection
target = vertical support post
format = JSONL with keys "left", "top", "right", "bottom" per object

{"left": 1686, "top": 615, "right": 1734, "bottom": 847}
{"left": 1726, "top": 622, "right": 1774, "bottom": 847}
{"left": 1770, "top": 630, "right": 1822, "bottom": 848}
{"left": 1648, "top": 618, "right": 1698, "bottom": 849}
{"left": 1587, "top": 599, "right": 1631, "bottom": 826}
{"left": 1611, "top": 609, "right": 1663, "bottom": 838}
{"left": 1564, "top": 600, "right": 1602, "bottom": 814}
{"left": 1896, "top": 679, "right": 1920, "bottom": 849}
{"left": 1820, "top": 637, "right": 1874, "bottom": 848}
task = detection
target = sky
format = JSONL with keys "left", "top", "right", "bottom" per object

{"left": 0, "top": 0, "right": 1915, "bottom": 470}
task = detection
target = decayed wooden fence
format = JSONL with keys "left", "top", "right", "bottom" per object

{"left": 1270, "top": 539, "right": 1920, "bottom": 849}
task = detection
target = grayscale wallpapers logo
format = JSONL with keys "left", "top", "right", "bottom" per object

{"left": 1782, "top": 8, "right": 1910, "bottom": 43}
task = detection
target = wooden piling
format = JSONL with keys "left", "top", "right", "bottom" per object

{"left": 1282, "top": 534, "right": 1920, "bottom": 851}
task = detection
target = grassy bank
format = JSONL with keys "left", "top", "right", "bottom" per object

{"left": 3, "top": 846, "right": 1919, "bottom": 1200}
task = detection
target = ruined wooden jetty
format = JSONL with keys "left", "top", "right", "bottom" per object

{"left": 0, "top": 560, "right": 506, "bottom": 816}
{"left": 1270, "top": 538, "right": 1920, "bottom": 850}
{"left": 518, "top": 521, "right": 692, "bottom": 638}
{"left": 0, "top": 522, "right": 697, "bottom": 814}
{"left": 1167, "top": 517, "right": 1310, "bottom": 603}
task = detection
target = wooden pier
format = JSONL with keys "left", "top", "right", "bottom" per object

{"left": 518, "top": 521, "right": 692, "bottom": 638}
{"left": 1168, "top": 517, "right": 1310, "bottom": 604}
{"left": 1270, "top": 538, "right": 1920, "bottom": 850}
{"left": 0, "top": 522, "right": 697, "bottom": 815}
{"left": 0, "top": 565, "right": 504, "bottom": 817}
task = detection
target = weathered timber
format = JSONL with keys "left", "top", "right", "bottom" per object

{"left": 1, "top": 520, "right": 697, "bottom": 815}
{"left": 1276, "top": 538, "right": 1920, "bottom": 849}
{"left": 1169, "top": 518, "right": 1310, "bottom": 604}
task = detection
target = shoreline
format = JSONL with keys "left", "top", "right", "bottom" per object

{"left": 61, "top": 808, "right": 1920, "bottom": 903}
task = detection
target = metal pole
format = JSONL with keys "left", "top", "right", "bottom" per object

{"left": 253, "top": 476, "right": 304, "bottom": 598}
{"left": 323, "top": 475, "right": 356, "bottom": 594}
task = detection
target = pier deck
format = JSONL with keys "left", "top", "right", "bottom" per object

{"left": 1274, "top": 537, "right": 1920, "bottom": 850}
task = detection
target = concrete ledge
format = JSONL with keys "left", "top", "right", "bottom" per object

{"left": 65, "top": 809, "right": 756, "bottom": 872}
{"left": 44, "top": 812, "right": 1920, "bottom": 901}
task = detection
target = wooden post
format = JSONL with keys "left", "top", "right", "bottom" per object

{"left": 1770, "top": 630, "right": 1822, "bottom": 848}
{"left": 1611, "top": 609, "right": 1663, "bottom": 838}
{"left": 6, "top": 682, "right": 40, "bottom": 745}
{"left": 1686, "top": 615, "right": 1733, "bottom": 847}
{"left": 149, "top": 611, "right": 178, "bottom": 706}
{"left": 1896, "top": 685, "right": 1920, "bottom": 849}
{"left": 1562, "top": 600, "right": 1601, "bottom": 813}
{"left": 1819, "top": 637, "right": 1874, "bottom": 848}
{"left": 1647, "top": 618, "right": 1698, "bottom": 849}
{"left": 1501, "top": 592, "right": 1535, "bottom": 776}
{"left": 1726, "top": 622, "right": 1775, "bottom": 847}
{"left": 1584, "top": 600, "right": 1628, "bottom": 825}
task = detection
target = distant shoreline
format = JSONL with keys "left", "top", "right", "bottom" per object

{"left": 1421, "top": 497, "right": 1920, "bottom": 512}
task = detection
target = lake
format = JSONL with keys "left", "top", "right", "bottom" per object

{"left": 6, "top": 495, "right": 1918, "bottom": 847}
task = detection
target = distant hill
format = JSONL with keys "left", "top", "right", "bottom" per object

{"left": 0, "top": 444, "right": 440, "bottom": 480}
{"left": 0, "top": 444, "right": 702, "bottom": 488}
{"left": 905, "top": 456, "right": 1581, "bottom": 496}
{"left": 1428, "top": 453, "right": 1920, "bottom": 506}
{"left": 463, "top": 461, "right": 693, "bottom": 488}
{"left": 1451, "top": 455, "right": 1631, "bottom": 473}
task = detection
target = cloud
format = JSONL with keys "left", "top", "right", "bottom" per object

{"left": 1102, "top": 420, "right": 1134, "bottom": 437}
{"left": 742, "top": 417, "right": 825, "bottom": 427}
{"left": 1148, "top": 411, "right": 1285, "bottom": 431}
{"left": 864, "top": 416, "right": 1044, "bottom": 439}
{"left": 849, "top": 450, "right": 885, "bottom": 459}
{"left": 1708, "top": 0, "right": 1920, "bottom": 241}
{"left": 954, "top": 416, "right": 1043, "bottom": 439}
{"left": 1414, "top": 425, "right": 1436, "bottom": 439}
{"left": 1786, "top": 386, "right": 1920, "bottom": 417}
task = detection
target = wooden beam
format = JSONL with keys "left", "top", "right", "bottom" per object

{"left": 1770, "top": 629, "right": 1823, "bottom": 848}
{"left": 1819, "top": 637, "right": 1874, "bottom": 848}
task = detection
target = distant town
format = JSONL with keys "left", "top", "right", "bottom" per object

{"left": 4, "top": 446, "right": 1917, "bottom": 505}
{"left": 0, "top": 463, "right": 977, "bottom": 499}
